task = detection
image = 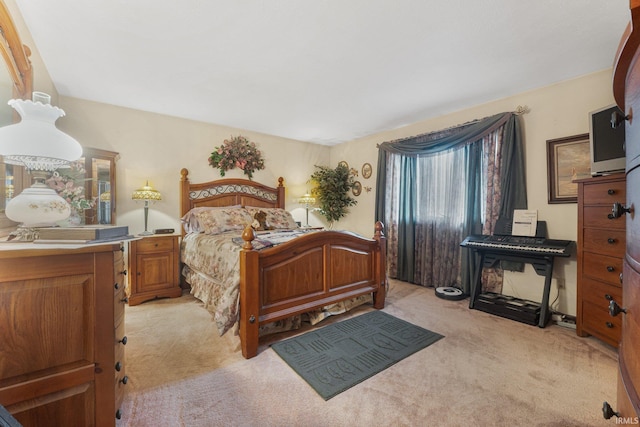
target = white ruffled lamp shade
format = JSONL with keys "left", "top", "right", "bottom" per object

{"left": 0, "top": 96, "right": 82, "bottom": 170}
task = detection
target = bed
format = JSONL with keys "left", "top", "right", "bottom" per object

{"left": 179, "top": 168, "right": 387, "bottom": 358}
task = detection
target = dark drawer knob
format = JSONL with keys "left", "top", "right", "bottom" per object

{"left": 606, "top": 266, "right": 615, "bottom": 272}
{"left": 116, "top": 409, "right": 122, "bottom": 420}
{"left": 115, "top": 361, "right": 122, "bottom": 371}
{"left": 120, "top": 375, "right": 129, "bottom": 385}
{"left": 118, "top": 336, "right": 128, "bottom": 345}
{"left": 603, "top": 401, "right": 619, "bottom": 419}
{"left": 121, "top": 296, "right": 129, "bottom": 303}
{"left": 607, "top": 238, "right": 616, "bottom": 244}
{"left": 120, "top": 270, "right": 127, "bottom": 276}
{"left": 609, "top": 300, "right": 627, "bottom": 317}
{"left": 609, "top": 202, "right": 632, "bottom": 219}
{"left": 607, "top": 189, "right": 616, "bottom": 195}
{"left": 119, "top": 246, "right": 125, "bottom": 252}
{"left": 604, "top": 294, "right": 613, "bottom": 301}
{"left": 114, "top": 283, "right": 119, "bottom": 290}
{"left": 606, "top": 322, "right": 614, "bottom": 329}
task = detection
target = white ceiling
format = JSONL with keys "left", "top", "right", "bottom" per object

{"left": 14, "top": 0, "right": 631, "bottom": 145}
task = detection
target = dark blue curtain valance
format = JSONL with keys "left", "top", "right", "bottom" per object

{"left": 375, "top": 112, "right": 525, "bottom": 223}
{"left": 377, "top": 112, "right": 512, "bottom": 156}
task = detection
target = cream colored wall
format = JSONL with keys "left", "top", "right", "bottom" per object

{"left": 56, "top": 97, "right": 330, "bottom": 234}
{"left": 330, "top": 69, "right": 616, "bottom": 316}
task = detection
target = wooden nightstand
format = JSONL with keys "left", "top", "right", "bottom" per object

{"left": 128, "top": 234, "right": 181, "bottom": 305}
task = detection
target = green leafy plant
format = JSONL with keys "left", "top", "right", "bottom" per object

{"left": 309, "top": 164, "right": 357, "bottom": 225}
{"left": 208, "top": 135, "right": 265, "bottom": 179}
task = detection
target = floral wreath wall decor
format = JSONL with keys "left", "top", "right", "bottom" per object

{"left": 208, "top": 135, "right": 265, "bottom": 179}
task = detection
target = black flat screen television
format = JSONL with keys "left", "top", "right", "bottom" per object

{"left": 589, "top": 104, "right": 626, "bottom": 175}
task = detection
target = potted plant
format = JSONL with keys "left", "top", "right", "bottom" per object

{"left": 309, "top": 164, "right": 357, "bottom": 226}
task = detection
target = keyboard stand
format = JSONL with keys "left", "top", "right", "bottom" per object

{"left": 469, "top": 250, "right": 556, "bottom": 328}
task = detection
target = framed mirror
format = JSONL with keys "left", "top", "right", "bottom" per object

{"left": 0, "top": 0, "right": 33, "bottom": 237}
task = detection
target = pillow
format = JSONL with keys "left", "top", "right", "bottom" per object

{"left": 246, "top": 207, "right": 298, "bottom": 230}
{"left": 181, "top": 206, "right": 245, "bottom": 234}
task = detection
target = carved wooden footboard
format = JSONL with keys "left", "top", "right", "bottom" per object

{"left": 238, "top": 223, "right": 386, "bottom": 358}
{"left": 179, "top": 168, "right": 386, "bottom": 359}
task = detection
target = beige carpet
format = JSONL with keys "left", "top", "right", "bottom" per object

{"left": 118, "top": 280, "right": 617, "bottom": 427}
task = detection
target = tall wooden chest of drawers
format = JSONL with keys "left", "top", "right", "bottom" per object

{"left": 606, "top": 0, "right": 640, "bottom": 419}
{"left": 0, "top": 242, "right": 128, "bottom": 426}
{"left": 576, "top": 173, "right": 626, "bottom": 347}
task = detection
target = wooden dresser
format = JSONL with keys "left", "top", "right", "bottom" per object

{"left": 607, "top": 1, "right": 640, "bottom": 420}
{"left": 128, "top": 234, "right": 181, "bottom": 305}
{"left": 0, "top": 242, "right": 128, "bottom": 426}
{"left": 576, "top": 173, "right": 626, "bottom": 347}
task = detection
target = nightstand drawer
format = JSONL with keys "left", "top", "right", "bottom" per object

{"left": 136, "top": 236, "right": 175, "bottom": 253}
{"left": 583, "top": 252, "right": 623, "bottom": 285}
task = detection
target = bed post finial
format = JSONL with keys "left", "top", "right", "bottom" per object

{"left": 277, "top": 176, "right": 284, "bottom": 187}
{"left": 374, "top": 221, "right": 385, "bottom": 238}
{"left": 241, "top": 225, "right": 256, "bottom": 250}
{"left": 180, "top": 168, "right": 189, "bottom": 182}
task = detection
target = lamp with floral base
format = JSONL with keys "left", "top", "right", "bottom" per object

{"left": 0, "top": 92, "right": 83, "bottom": 241}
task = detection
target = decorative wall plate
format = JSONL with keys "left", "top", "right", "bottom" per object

{"left": 338, "top": 161, "right": 349, "bottom": 169}
{"left": 362, "top": 163, "right": 372, "bottom": 179}
{"left": 352, "top": 181, "right": 362, "bottom": 196}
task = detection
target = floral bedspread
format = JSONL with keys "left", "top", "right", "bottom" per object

{"left": 181, "top": 232, "right": 243, "bottom": 336}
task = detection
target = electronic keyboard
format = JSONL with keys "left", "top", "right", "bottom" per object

{"left": 460, "top": 234, "right": 573, "bottom": 257}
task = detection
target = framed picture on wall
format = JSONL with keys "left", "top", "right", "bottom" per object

{"left": 362, "top": 163, "right": 372, "bottom": 179}
{"left": 546, "top": 133, "right": 591, "bottom": 203}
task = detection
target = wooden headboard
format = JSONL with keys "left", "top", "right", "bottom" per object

{"left": 180, "top": 168, "right": 285, "bottom": 219}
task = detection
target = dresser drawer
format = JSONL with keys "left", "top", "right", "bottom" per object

{"left": 583, "top": 180, "right": 626, "bottom": 204}
{"left": 582, "top": 228, "right": 626, "bottom": 257}
{"left": 136, "top": 236, "right": 176, "bottom": 253}
{"left": 114, "top": 286, "right": 126, "bottom": 327}
{"left": 115, "top": 317, "right": 127, "bottom": 349}
{"left": 581, "top": 277, "right": 622, "bottom": 307}
{"left": 583, "top": 252, "right": 623, "bottom": 285}
{"left": 114, "top": 249, "right": 126, "bottom": 295}
{"left": 583, "top": 206, "right": 626, "bottom": 229}
{"left": 581, "top": 300, "right": 621, "bottom": 345}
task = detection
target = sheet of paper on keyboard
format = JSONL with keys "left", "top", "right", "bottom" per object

{"left": 512, "top": 209, "right": 537, "bottom": 236}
